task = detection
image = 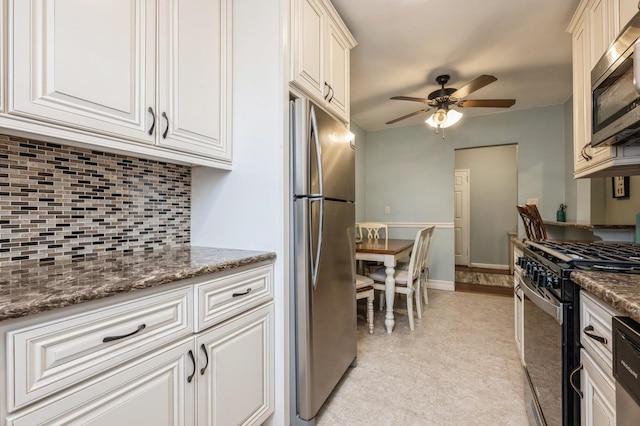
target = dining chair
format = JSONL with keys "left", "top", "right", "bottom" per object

{"left": 516, "top": 204, "right": 547, "bottom": 241}
{"left": 357, "top": 222, "right": 388, "bottom": 240}
{"left": 397, "top": 226, "right": 434, "bottom": 306}
{"left": 349, "top": 226, "right": 375, "bottom": 334}
{"left": 356, "top": 274, "right": 375, "bottom": 334}
{"left": 356, "top": 222, "right": 388, "bottom": 274}
{"left": 369, "top": 227, "right": 428, "bottom": 331}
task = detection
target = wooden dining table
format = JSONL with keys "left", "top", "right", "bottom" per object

{"left": 355, "top": 238, "right": 414, "bottom": 333}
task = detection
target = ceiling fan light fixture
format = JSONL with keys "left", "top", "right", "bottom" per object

{"left": 425, "top": 108, "right": 463, "bottom": 129}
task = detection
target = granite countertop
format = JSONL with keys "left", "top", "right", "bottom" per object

{"left": 0, "top": 246, "right": 276, "bottom": 322}
{"left": 544, "top": 221, "right": 635, "bottom": 230}
{"left": 571, "top": 271, "right": 640, "bottom": 323}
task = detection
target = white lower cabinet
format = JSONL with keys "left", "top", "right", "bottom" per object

{"left": 581, "top": 349, "right": 616, "bottom": 426}
{"left": 197, "top": 303, "right": 274, "bottom": 426}
{"left": 578, "top": 290, "right": 621, "bottom": 426}
{"left": 2, "top": 263, "right": 275, "bottom": 425}
{"left": 7, "top": 339, "right": 196, "bottom": 426}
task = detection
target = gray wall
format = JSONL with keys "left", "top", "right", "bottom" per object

{"left": 455, "top": 144, "right": 518, "bottom": 266}
{"left": 361, "top": 104, "right": 566, "bottom": 282}
{"left": 352, "top": 121, "right": 367, "bottom": 222}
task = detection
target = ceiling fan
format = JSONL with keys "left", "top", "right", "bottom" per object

{"left": 386, "top": 74, "right": 516, "bottom": 127}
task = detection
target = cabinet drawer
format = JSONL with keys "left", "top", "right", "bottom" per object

{"left": 580, "top": 290, "right": 620, "bottom": 374}
{"left": 195, "top": 264, "right": 273, "bottom": 332}
{"left": 6, "top": 287, "right": 193, "bottom": 412}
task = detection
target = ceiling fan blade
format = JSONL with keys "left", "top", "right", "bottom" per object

{"left": 385, "top": 108, "right": 431, "bottom": 125}
{"left": 458, "top": 99, "right": 516, "bottom": 108}
{"left": 390, "top": 95, "right": 430, "bottom": 103}
{"left": 450, "top": 75, "right": 497, "bottom": 99}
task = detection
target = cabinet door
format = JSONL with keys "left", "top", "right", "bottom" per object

{"left": 7, "top": 339, "right": 195, "bottom": 426}
{"left": 157, "top": 0, "right": 232, "bottom": 162}
{"left": 197, "top": 303, "right": 274, "bottom": 426}
{"left": 325, "top": 19, "right": 350, "bottom": 122}
{"left": 572, "top": 15, "right": 592, "bottom": 174}
{"left": 8, "top": 0, "right": 156, "bottom": 144}
{"left": 588, "top": 0, "right": 611, "bottom": 66}
{"left": 581, "top": 349, "right": 616, "bottom": 426}
{"left": 617, "top": 0, "right": 638, "bottom": 31}
{"left": 292, "top": 0, "right": 326, "bottom": 100}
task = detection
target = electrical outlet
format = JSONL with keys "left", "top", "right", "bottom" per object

{"left": 526, "top": 198, "right": 538, "bottom": 206}
{"left": 384, "top": 206, "right": 391, "bottom": 214}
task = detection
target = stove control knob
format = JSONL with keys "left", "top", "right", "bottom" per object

{"left": 552, "top": 276, "right": 560, "bottom": 288}
{"left": 537, "top": 270, "right": 547, "bottom": 286}
{"left": 532, "top": 266, "right": 539, "bottom": 282}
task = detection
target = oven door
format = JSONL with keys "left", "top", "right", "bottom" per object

{"left": 521, "top": 277, "right": 564, "bottom": 426}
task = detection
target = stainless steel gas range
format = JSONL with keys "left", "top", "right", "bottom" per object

{"left": 517, "top": 240, "right": 640, "bottom": 426}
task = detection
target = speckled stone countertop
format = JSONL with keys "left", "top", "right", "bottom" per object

{"left": 544, "top": 221, "right": 635, "bottom": 230}
{"left": 0, "top": 246, "right": 276, "bottom": 322}
{"left": 571, "top": 271, "right": 640, "bottom": 323}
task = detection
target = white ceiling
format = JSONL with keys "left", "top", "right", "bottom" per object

{"left": 331, "top": 0, "right": 581, "bottom": 131}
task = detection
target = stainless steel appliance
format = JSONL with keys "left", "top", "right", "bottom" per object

{"left": 591, "top": 11, "right": 640, "bottom": 147}
{"left": 613, "top": 316, "right": 640, "bottom": 426}
{"left": 289, "top": 97, "right": 357, "bottom": 425}
{"left": 518, "top": 241, "right": 640, "bottom": 425}
{"left": 518, "top": 241, "right": 580, "bottom": 426}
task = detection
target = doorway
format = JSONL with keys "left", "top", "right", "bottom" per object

{"left": 454, "top": 144, "right": 518, "bottom": 289}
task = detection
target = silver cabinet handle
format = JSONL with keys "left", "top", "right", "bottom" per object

{"left": 147, "top": 107, "right": 156, "bottom": 135}
{"left": 569, "top": 363, "right": 583, "bottom": 399}
{"left": 583, "top": 325, "right": 607, "bottom": 344}
{"left": 102, "top": 324, "right": 146, "bottom": 343}
{"left": 199, "top": 344, "right": 209, "bottom": 375}
{"left": 232, "top": 288, "right": 252, "bottom": 297}
{"left": 187, "top": 350, "right": 196, "bottom": 383}
{"left": 162, "top": 112, "right": 169, "bottom": 139}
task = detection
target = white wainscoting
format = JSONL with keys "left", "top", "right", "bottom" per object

{"left": 384, "top": 221, "right": 455, "bottom": 292}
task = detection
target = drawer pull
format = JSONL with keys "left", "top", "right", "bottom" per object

{"left": 162, "top": 112, "right": 169, "bottom": 139}
{"left": 147, "top": 107, "right": 156, "bottom": 135}
{"left": 200, "top": 344, "right": 209, "bottom": 375}
{"left": 583, "top": 325, "right": 607, "bottom": 344}
{"left": 102, "top": 324, "right": 146, "bottom": 343}
{"left": 232, "top": 288, "right": 252, "bottom": 297}
{"left": 187, "top": 350, "right": 196, "bottom": 383}
{"left": 569, "top": 363, "right": 583, "bottom": 399}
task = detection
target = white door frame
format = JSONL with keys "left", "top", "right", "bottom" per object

{"left": 454, "top": 169, "right": 470, "bottom": 266}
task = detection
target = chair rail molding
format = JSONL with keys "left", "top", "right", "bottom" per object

{"left": 385, "top": 222, "right": 454, "bottom": 229}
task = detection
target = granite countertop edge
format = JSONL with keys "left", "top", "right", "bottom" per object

{"left": 571, "top": 271, "right": 640, "bottom": 323}
{"left": 544, "top": 221, "right": 635, "bottom": 230}
{"left": 0, "top": 247, "right": 276, "bottom": 323}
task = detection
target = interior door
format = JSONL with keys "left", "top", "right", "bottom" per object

{"left": 454, "top": 169, "right": 470, "bottom": 265}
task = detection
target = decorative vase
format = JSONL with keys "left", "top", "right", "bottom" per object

{"left": 556, "top": 210, "right": 566, "bottom": 222}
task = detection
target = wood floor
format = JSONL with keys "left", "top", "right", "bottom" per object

{"left": 455, "top": 265, "right": 513, "bottom": 297}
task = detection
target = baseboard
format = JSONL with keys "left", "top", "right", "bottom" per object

{"left": 470, "top": 263, "right": 510, "bottom": 271}
{"left": 426, "top": 279, "right": 455, "bottom": 291}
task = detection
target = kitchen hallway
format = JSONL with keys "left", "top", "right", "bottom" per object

{"left": 315, "top": 289, "right": 528, "bottom": 425}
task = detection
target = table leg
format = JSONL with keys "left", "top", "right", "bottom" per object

{"left": 384, "top": 257, "right": 396, "bottom": 333}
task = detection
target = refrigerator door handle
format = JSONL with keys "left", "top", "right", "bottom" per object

{"left": 310, "top": 197, "right": 324, "bottom": 289}
{"left": 309, "top": 104, "right": 323, "bottom": 197}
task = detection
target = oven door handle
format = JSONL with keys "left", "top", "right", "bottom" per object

{"left": 521, "top": 277, "right": 563, "bottom": 325}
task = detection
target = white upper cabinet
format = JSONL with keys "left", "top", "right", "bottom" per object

{"left": 0, "top": 0, "right": 5, "bottom": 113}
{"left": 291, "top": 0, "right": 356, "bottom": 123}
{"left": 156, "top": 0, "right": 232, "bottom": 161}
{"left": 6, "top": 0, "right": 232, "bottom": 167}
{"left": 569, "top": 0, "right": 640, "bottom": 178}
{"left": 9, "top": 0, "right": 156, "bottom": 144}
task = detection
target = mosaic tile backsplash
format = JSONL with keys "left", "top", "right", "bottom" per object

{"left": 0, "top": 135, "right": 191, "bottom": 266}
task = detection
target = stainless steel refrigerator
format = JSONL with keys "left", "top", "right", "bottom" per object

{"left": 290, "top": 97, "right": 357, "bottom": 425}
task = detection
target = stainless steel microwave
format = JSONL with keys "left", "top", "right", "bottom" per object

{"left": 591, "top": 11, "right": 640, "bottom": 147}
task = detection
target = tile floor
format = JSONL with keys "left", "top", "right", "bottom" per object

{"left": 315, "top": 289, "right": 529, "bottom": 425}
